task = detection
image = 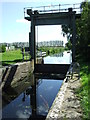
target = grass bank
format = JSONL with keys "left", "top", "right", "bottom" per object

{"left": 0, "top": 49, "right": 30, "bottom": 66}
{"left": 76, "top": 58, "right": 90, "bottom": 119}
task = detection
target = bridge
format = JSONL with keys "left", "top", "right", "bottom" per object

{"left": 24, "top": 3, "right": 81, "bottom": 78}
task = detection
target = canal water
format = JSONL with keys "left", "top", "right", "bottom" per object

{"left": 2, "top": 51, "right": 72, "bottom": 119}
{"left": 2, "top": 79, "right": 63, "bottom": 119}
{"left": 44, "top": 51, "right": 72, "bottom": 64}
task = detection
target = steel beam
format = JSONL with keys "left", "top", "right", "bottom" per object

{"left": 35, "top": 17, "right": 70, "bottom": 25}
{"left": 34, "top": 64, "right": 70, "bottom": 74}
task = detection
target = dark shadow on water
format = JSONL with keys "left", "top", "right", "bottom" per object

{"left": 28, "top": 115, "right": 46, "bottom": 120}
{"left": 1, "top": 118, "right": 46, "bottom": 120}
{"left": 2, "top": 86, "right": 18, "bottom": 108}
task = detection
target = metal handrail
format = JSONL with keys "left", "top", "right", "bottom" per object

{"left": 24, "top": 3, "right": 81, "bottom": 18}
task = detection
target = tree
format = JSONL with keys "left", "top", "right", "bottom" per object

{"left": 76, "top": 1, "right": 90, "bottom": 57}
{"left": 65, "top": 40, "right": 72, "bottom": 50}
{"left": 0, "top": 45, "right": 6, "bottom": 53}
{"left": 61, "top": 24, "right": 72, "bottom": 50}
{"left": 62, "top": 1, "right": 90, "bottom": 59}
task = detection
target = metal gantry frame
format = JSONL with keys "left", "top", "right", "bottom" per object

{"left": 24, "top": 5, "right": 80, "bottom": 73}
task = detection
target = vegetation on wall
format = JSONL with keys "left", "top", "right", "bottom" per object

{"left": 76, "top": 59, "right": 90, "bottom": 119}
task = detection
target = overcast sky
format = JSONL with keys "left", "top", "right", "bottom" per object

{"left": 0, "top": 0, "right": 85, "bottom": 45}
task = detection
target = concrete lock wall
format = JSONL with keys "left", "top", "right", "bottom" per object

{"left": 0, "top": 60, "right": 34, "bottom": 89}
{"left": 0, "top": 58, "right": 42, "bottom": 89}
{"left": 0, "top": 57, "right": 43, "bottom": 90}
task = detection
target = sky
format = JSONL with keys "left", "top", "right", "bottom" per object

{"left": 0, "top": 0, "right": 85, "bottom": 45}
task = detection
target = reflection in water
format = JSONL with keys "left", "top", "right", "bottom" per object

{"left": 22, "top": 92, "right": 26, "bottom": 102}
{"left": 51, "top": 52, "right": 64, "bottom": 57}
{"left": 2, "top": 75, "right": 63, "bottom": 119}
{"left": 44, "top": 51, "right": 72, "bottom": 64}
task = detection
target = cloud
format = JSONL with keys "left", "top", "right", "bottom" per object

{"left": 16, "top": 18, "right": 30, "bottom": 24}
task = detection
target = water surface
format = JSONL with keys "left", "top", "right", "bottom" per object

{"left": 2, "top": 78, "right": 63, "bottom": 119}
{"left": 44, "top": 51, "right": 72, "bottom": 64}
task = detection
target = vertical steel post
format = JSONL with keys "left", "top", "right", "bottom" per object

{"left": 31, "top": 15, "right": 36, "bottom": 66}
{"left": 29, "top": 32, "right": 31, "bottom": 60}
{"left": 72, "top": 13, "right": 76, "bottom": 62}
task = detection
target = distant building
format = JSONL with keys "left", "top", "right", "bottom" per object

{"left": 6, "top": 45, "right": 15, "bottom": 51}
{"left": 10, "top": 45, "right": 15, "bottom": 50}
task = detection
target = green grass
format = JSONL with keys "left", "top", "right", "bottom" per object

{"left": 76, "top": 59, "right": 90, "bottom": 119}
{"left": 0, "top": 49, "right": 30, "bottom": 66}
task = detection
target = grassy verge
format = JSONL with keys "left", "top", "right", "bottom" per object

{"left": 0, "top": 49, "right": 30, "bottom": 66}
{"left": 76, "top": 58, "right": 90, "bottom": 119}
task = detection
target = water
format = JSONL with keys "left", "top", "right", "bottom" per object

{"left": 2, "top": 51, "right": 71, "bottom": 119}
{"left": 2, "top": 78, "right": 63, "bottom": 119}
{"left": 44, "top": 51, "right": 72, "bottom": 64}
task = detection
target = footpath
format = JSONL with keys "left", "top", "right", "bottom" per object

{"left": 46, "top": 63, "right": 83, "bottom": 120}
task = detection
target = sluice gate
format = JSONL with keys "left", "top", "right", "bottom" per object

{"left": 34, "top": 64, "right": 70, "bottom": 79}
{"left": 24, "top": 4, "right": 81, "bottom": 76}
